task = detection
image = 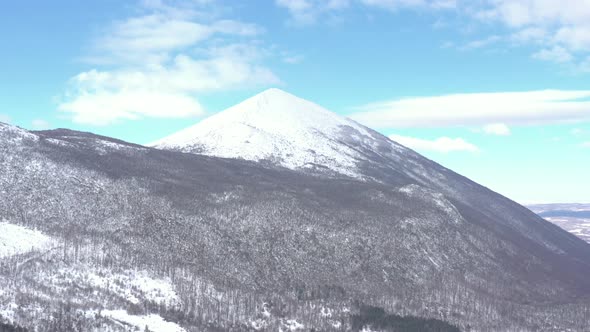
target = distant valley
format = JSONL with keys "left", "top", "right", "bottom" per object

{"left": 529, "top": 203, "right": 590, "bottom": 243}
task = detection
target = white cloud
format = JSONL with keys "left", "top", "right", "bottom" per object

{"left": 350, "top": 90, "right": 590, "bottom": 129}
{"left": 60, "top": 1, "right": 278, "bottom": 126}
{"left": 361, "top": 0, "right": 457, "bottom": 11}
{"left": 0, "top": 114, "right": 11, "bottom": 124}
{"left": 476, "top": 0, "right": 590, "bottom": 29}
{"left": 510, "top": 27, "right": 547, "bottom": 44}
{"left": 462, "top": 35, "right": 502, "bottom": 50}
{"left": 580, "top": 56, "right": 590, "bottom": 72}
{"left": 582, "top": 141, "right": 590, "bottom": 148}
{"left": 571, "top": 128, "right": 586, "bottom": 136}
{"left": 31, "top": 119, "right": 51, "bottom": 130}
{"left": 474, "top": 0, "right": 590, "bottom": 67}
{"left": 84, "top": 9, "right": 264, "bottom": 65}
{"left": 554, "top": 25, "right": 590, "bottom": 51}
{"left": 275, "top": 0, "right": 456, "bottom": 24}
{"left": 59, "top": 91, "right": 205, "bottom": 126}
{"left": 275, "top": 0, "right": 350, "bottom": 24}
{"left": 283, "top": 54, "right": 305, "bottom": 64}
{"left": 482, "top": 123, "right": 511, "bottom": 136}
{"left": 532, "top": 46, "right": 573, "bottom": 63}
{"left": 389, "top": 134, "right": 479, "bottom": 153}
{"left": 274, "top": 0, "right": 590, "bottom": 70}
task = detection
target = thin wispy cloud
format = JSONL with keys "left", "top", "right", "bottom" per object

{"left": 282, "top": 54, "right": 305, "bottom": 64}
{"left": 275, "top": 0, "right": 456, "bottom": 25}
{"left": 389, "top": 134, "right": 479, "bottom": 153}
{"left": 482, "top": 123, "right": 511, "bottom": 136}
{"left": 461, "top": 35, "right": 502, "bottom": 50}
{"left": 571, "top": 128, "right": 587, "bottom": 136}
{"left": 349, "top": 90, "right": 590, "bottom": 129}
{"left": 275, "top": 0, "right": 350, "bottom": 25}
{"left": 532, "top": 46, "right": 573, "bottom": 63}
{"left": 274, "top": 0, "right": 590, "bottom": 71}
{"left": 59, "top": 0, "right": 278, "bottom": 126}
{"left": 360, "top": 0, "right": 457, "bottom": 11}
{"left": 475, "top": 0, "right": 590, "bottom": 69}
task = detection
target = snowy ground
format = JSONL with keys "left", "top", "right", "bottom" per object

{"left": 527, "top": 204, "right": 590, "bottom": 243}
{"left": 545, "top": 217, "right": 590, "bottom": 243}
{"left": 101, "top": 310, "right": 186, "bottom": 332}
{"left": 0, "top": 222, "right": 56, "bottom": 258}
{"left": 0, "top": 223, "right": 183, "bottom": 331}
{"left": 82, "top": 268, "right": 181, "bottom": 306}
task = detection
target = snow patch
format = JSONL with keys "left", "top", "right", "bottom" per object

{"left": 84, "top": 269, "right": 180, "bottom": 306}
{"left": 0, "top": 123, "right": 38, "bottom": 143}
{"left": 283, "top": 319, "right": 304, "bottom": 331}
{"left": 251, "top": 318, "right": 268, "bottom": 330}
{"left": 94, "top": 139, "right": 145, "bottom": 155}
{"left": 0, "top": 222, "right": 55, "bottom": 258}
{"left": 261, "top": 302, "right": 271, "bottom": 318}
{"left": 361, "top": 327, "right": 378, "bottom": 332}
{"left": 45, "top": 138, "right": 75, "bottom": 147}
{"left": 331, "top": 320, "right": 342, "bottom": 329}
{"left": 102, "top": 310, "right": 185, "bottom": 332}
{"left": 0, "top": 303, "right": 18, "bottom": 324}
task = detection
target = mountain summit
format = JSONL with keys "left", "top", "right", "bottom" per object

{"left": 152, "top": 88, "right": 407, "bottom": 178}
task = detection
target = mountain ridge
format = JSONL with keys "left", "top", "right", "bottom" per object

{"left": 153, "top": 89, "right": 590, "bottom": 265}
{"left": 1, "top": 95, "right": 590, "bottom": 330}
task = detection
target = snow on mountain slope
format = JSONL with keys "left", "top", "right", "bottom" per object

{"left": 151, "top": 88, "right": 406, "bottom": 178}
{"left": 0, "top": 222, "right": 55, "bottom": 258}
{"left": 151, "top": 89, "right": 590, "bottom": 258}
{"left": 4, "top": 115, "right": 590, "bottom": 330}
{"left": 0, "top": 122, "right": 38, "bottom": 144}
{"left": 100, "top": 310, "right": 186, "bottom": 332}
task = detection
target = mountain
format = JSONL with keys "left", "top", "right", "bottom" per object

{"left": 152, "top": 88, "right": 396, "bottom": 179}
{"left": 154, "top": 89, "right": 590, "bottom": 284}
{"left": 152, "top": 89, "right": 576, "bottom": 250}
{"left": 1, "top": 88, "right": 590, "bottom": 331}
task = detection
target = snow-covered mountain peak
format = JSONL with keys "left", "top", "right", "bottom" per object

{"left": 152, "top": 88, "right": 404, "bottom": 178}
{"left": 225, "top": 88, "right": 352, "bottom": 128}
{"left": 155, "top": 88, "right": 369, "bottom": 142}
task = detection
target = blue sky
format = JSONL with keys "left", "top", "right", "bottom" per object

{"left": 1, "top": 0, "right": 589, "bottom": 203}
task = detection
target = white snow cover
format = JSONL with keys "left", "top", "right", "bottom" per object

{"left": 0, "top": 123, "right": 38, "bottom": 144}
{"left": 102, "top": 310, "right": 186, "bottom": 332}
{"left": 152, "top": 88, "right": 389, "bottom": 178}
{"left": 84, "top": 269, "right": 180, "bottom": 306}
{"left": 93, "top": 139, "right": 146, "bottom": 155}
{"left": 0, "top": 222, "right": 55, "bottom": 258}
{"left": 283, "top": 319, "right": 305, "bottom": 331}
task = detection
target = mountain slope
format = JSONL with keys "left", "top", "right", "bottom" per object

{"left": 2, "top": 109, "right": 590, "bottom": 331}
{"left": 153, "top": 89, "right": 590, "bottom": 281}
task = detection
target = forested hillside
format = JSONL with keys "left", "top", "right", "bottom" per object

{"left": 1, "top": 122, "right": 589, "bottom": 331}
